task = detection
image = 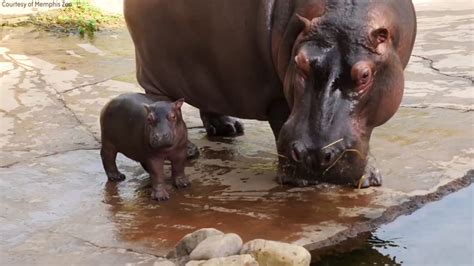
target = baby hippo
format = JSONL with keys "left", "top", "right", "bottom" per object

{"left": 100, "top": 93, "right": 189, "bottom": 201}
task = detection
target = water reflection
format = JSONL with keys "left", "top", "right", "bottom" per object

{"left": 314, "top": 184, "right": 473, "bottom": 265}
{"left": 312, "top": 233, "right": 401, "bottom": 265}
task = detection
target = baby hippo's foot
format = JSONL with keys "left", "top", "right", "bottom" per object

{"left": 151, "top": 185, "right": 170, "bottom": 201}
{"left": 107, "top": 172, "right": 126, "bottom": 182}
{"left": 174, "top": 175, "right": 191, "bottom": 188}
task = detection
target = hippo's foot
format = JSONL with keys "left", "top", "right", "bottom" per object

{"left": 200, "top": 112, "right": 244, "bottom": 137}
{"left": 151, "top": 185, "right": 170, "bottom": 201}
{"left": 174, "top": 175, "right": 191, "bottom": 188}
{"left": 186, "top": 141, "right": 200, "bottom": 159}
{"left": 107, "top": 172, "right": 126, "bottom": 182}
{"left": 277, "top": 174, "right": 319, "bottom": 187}
{"left": 356, "top": 164, "right": 382, "bottom": 189}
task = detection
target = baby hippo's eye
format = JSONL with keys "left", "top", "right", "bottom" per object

{"left": 147, "top": 113, "right": 156, "bottom": 125}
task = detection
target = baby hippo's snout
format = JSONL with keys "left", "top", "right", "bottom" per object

{"left": 150, "top": 132, "right": 174, "bottom": 149}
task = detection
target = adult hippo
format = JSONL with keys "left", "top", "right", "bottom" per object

{"left": 124, "top": 0, "right": 417, "bottom": 187}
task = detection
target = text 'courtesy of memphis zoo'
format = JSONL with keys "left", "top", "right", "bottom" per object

{"left": 2, "top": 0, "right": 72, "bottom": 9}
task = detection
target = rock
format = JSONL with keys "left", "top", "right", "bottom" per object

{"left": 185, "top": 254, "right": 258, "bottom": 266}
{"left": 173, "top": 255, "right": 191, "bottom": 266}
{"left": 153, "top": 259, "right": 176, "bottom": 266}
{"left": 189, "top": 233, "right": 243, "bottom": 260}
{"left": 175, "top": 228, "right": 224, "bottom": 257}
{"left": 240, "top": 239, "right": 311, "bottom": 266}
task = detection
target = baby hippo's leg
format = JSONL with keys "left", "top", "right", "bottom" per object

{"left": 145, "top": 159, "right": 170, "bottom": 201}
{"left": 171, "top": 150, "right": 190, "bottom": 188}
{"left": 100, "top": 144, "right": 126, "bottom": 181}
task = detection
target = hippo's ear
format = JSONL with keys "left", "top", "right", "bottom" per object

{"left": 173, "top": 98, "right": 185, "bottom": 110}
{"left": 296, "top": 14, "right": 312, "bottom": 35}
{"left": 370, "top": 28, "right": 389, "bottom": 47}
{"left": 143, "top": 104, "right": 152, "bottom": 114}
{"left": 296, "top": 14, "right": 320, "bottom": 36}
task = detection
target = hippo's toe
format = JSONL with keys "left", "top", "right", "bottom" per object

{"left": 151, "top": 185, "right": 170, "bottom": 201}
{"left": 201, "top": 113, "right": 244, "bottom": 137}
{"left": 174, "top": 176, "right": 191, "bottom": 188}
{"left": 233, "top": 120, "right": 244, "bottom": 134}
{"left": 356, "top": 163, "right": 382, "bottom": 189}
{"left": 186, "top": 141, "right": 200, "bottom": 160}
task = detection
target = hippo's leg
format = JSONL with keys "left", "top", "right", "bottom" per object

{"left": 100, "top": 144, "right": 126, "bottom": 182}
{"left": 200, "top": 111, "right": 244, "bottom": 137}
{"left": 145, "top": 159, "right": 169, "bottom": 201}
{"left": 170, "top": 149, "right": 190, "bottom": 188}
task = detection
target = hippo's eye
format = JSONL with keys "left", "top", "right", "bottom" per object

{"left": 371, "top": 28, "right": 389, "bottom": 46}
{"left": 359, "top": 70, "right": 370, "bottom": 84}
{"left": 168, "top": 113, "right": 176, "bottom": 121}
{"left": 351, "top": 61, "right": 374, "bottom": 92}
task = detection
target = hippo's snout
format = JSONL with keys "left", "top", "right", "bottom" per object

{"left": 279, "top": 132, "right": 368, "bottom": 185}
{"left": 290, "top": 141, "right": 342, "bottom": 170}
{"left": 150, "top": 133, "right": 174, "bottom": 149}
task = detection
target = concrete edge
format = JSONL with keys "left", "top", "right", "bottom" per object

{"left": 305, "top": 169, "right": 474, "bottom": 259}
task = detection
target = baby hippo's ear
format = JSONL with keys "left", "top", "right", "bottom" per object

{"left": 173, "top": 98, "right": 185, "bottom": 110}
{"left": 143, "top": 104, "right": 156, "bottom": 124}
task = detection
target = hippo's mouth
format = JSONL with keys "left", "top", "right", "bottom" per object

{"left": 278, "top": 151, "right": 368, "bottom": 187}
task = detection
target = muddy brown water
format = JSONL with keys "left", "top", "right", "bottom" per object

{"left": 101, "top": 135, "right": 378, "bottom": 253}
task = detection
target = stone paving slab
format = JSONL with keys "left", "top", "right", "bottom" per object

{"left": 0, "top": 0, "right": 473, "bottom": 264}
{"left": 403, "top": 5, "right": 473, "bottom": 108}
{"left": 0, "top": 46, "right": 98, "bottom": 166}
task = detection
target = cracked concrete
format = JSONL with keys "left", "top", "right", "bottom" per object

{"left": 400, "top": 102, "right": 473, "bottom": 112}
{"left": 411, "top": 54, "right": 474, "bottom": 82}
{"left": 0, "top": 0, "right": 473, "bottom": 265}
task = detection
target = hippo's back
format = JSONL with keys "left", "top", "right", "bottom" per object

{"left": 124, "top": 0, "right": 282, "bottom": 120}
{"left": 100, "top": 93, "right": 156, "bottom": 160}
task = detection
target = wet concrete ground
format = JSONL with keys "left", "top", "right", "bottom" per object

{"left": 1, "top": 0, "right": 473, "bottom": 264}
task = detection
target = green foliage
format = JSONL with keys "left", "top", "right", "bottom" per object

{"left": 29, "top": 0, "right": 122, "bottom": 36}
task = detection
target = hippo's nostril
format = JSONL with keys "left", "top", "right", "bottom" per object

{"left": 320, "top": 149, "right": 335, "bottom": 167}
{"left": 291, "top": 147, "right": 300, "bottom": 162}
{"left": 305, "top": 154, "right": 313, "bottom": 169}
{"left": 291, "top": 142, "right": 306, "bottom": 162}
{"left": 324, "top": 152, "right": 332, "bottom": 164}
